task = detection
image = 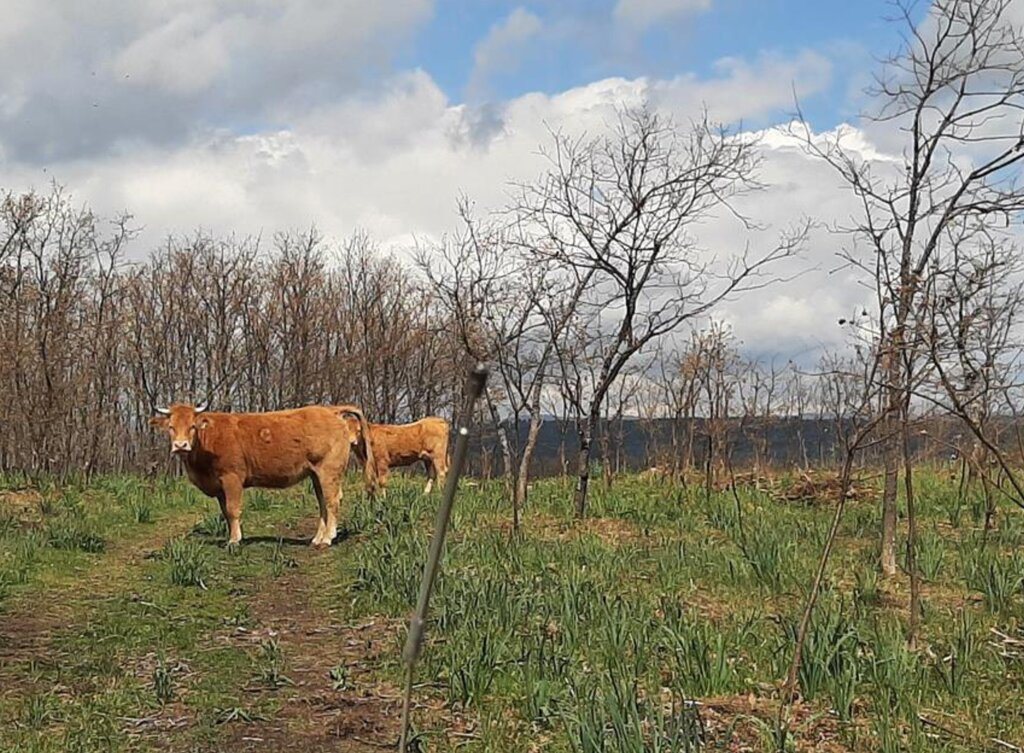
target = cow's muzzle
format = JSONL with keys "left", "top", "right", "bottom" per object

{"left": 171, "top": 441, "right": 192, "bottom": 454}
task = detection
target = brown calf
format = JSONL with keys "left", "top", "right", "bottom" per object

{"left": 344, "top": 416, "right": 450, "bottom": 496}
{"left": 149, "top": 403, "right": 377, "bottom": 546}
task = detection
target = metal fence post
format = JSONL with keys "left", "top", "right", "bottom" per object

{"left": 398, "top": 364, "right": 488, "bottom": 752}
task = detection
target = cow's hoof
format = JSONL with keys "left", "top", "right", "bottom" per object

{"left": 311, "top": 539, "right": 330, "bottom": 550}
{"left": 225, "top": 540, "right": 242, "bottom": 554}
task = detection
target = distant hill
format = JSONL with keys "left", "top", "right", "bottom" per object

{"left": 467, "top": 416, "right": 992, "bottom": 477}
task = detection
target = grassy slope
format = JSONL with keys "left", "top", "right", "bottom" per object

{"left": 1, "top": 469, "right": 1023, "bottom": 752}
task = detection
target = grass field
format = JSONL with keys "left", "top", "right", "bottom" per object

{"left": 1, "top": 468, "right": 1024, "bottom": 752}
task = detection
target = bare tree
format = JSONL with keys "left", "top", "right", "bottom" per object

{"left": 793, "top": 0, "right": 1024, "bottom": 640}
{"left": 738, "top": 356, "right": 783, "bottom": 474}
{"left": 690, "top": 322, "right": 742, "bottom": 495}
{"left": 923, "top": 231, "right": 1024, "bottom": 515}
{"left": 645, "top": 343, "right": 700, "bottom": 478}
{"left": 419, "top": 202, "right": 589, "bottom": 530}
{"left": 517, "top": 107, "right": 805, "bottom": 517}
{"left": 334, "top": 232, "right": 453, "bottom": 422}
{"left": 0, "top": 186, "right": 135, "bottom": 474}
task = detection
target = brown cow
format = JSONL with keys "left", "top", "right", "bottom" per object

{"left": 344, "top": 416, "right": 450, "bottom": 496}
{"left": 149, "top": 403, "right": 377, "bottom": 547}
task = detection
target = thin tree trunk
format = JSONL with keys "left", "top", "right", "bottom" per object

{"left": 684, "top": 415, "right": 695, "bottom": 474}
{"left": 512, "top": 467, "right": 526, "bottom": 533}
{"left": 880, "top": 339, "right": 902, "bottom": 578}
{"left": 486, "top": 396, "right": 514, "bottom": 500}
{"left": 975, "top": 440, "right": 995, "bottom": 538}
{"left": 481, "top": 446, "right": 492, "bottom": 480}
{"left": 513, "top": 412, "right": 545, "bottom": 534}
{"left": 702, "top": 434, "right": 712, "bottom": 502}
{"left": 599, "top": 421, "right": 613, "bottom": 490}
{"left": 902, "top": 406, "right": 921, "bottom": 648}
{"left": 670, "top": 415, "right": 680, "bottom": 479}
{"left": 574, "top": 412, "right": 597, "bottom": 519}
{"left": 881, "top": 444, "right": 899, "bottom": 577}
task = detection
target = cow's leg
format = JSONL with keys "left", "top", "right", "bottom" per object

{"left": 377, "top": 462, "right": 390, "bottom": 500}
{"left": 311, "top": 471, "right": 339, "bottom": 549}
{"left": 434, "top": 452, "right": 448, "bottom": 493}
{"left": 222, "top": 475, "right": 244, "bottom": 546}
{"left": 423, "top": 460, "right": 436, "bottom": 495}
{"left": 318, "top": 475, "right": 342, "bottom": 546}
{"left": 216, "top": 491, "right": 228, "bottom": 530}
{"left": 310, "top": 475, "right": 329, "bottom": 547}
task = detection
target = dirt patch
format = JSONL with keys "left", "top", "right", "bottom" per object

{"left": 580, "top": 516, "right": 645, "bottom": 546}
{"left": 698, "top": 694, "right": 851, "bottom": 752}
{"left": 215, "top": 524, "right": 471, "bottom": 752}
{"left": 703, "top": 470, "right": 880, "bottom": 508}
{"left": 871, "top": 571, "right": 984, "bottom": 619}
{"left": 769, "top": 471, "right": 879, "bottom": 506}
{"left": 0, "top": 488, "right": 44, "bottom": 524}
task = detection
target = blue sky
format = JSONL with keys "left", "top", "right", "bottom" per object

{"left": 410, "top": 0, "right": 921, "bottom": 129}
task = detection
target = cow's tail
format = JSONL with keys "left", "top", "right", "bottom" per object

{"left": 339, "top": 405, "right": 379, "bottom": 496}
{"left": 444, "top": 420, "right": 452, "bottom": 470}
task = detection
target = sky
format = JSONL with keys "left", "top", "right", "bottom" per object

{"left": 0, "top": 0, "right": 1003, "bottom": 363}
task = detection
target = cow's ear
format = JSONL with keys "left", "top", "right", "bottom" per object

{"left": 197, "top": 417, "right": 212, "bottom": 431}
{"left": 149, "top": 416, "right": 169, "bottom": 430}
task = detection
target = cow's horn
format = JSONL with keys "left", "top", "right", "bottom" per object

{"left": 155, "top": 406, "right": 171, "bottom": 416}
{"left": 195, "top": 401, "right": 209, "bottom": 413}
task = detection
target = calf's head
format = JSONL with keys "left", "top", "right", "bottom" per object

{"left": 149, "top": 403, "right": 209, "bottom": 454}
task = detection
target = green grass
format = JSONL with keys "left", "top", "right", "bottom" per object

{"left": 334, "top": 471, "right": 1024, "bottom": 751}
{"left": 161, "top": 536, "right": 211, "bottom": 588}
{"left": 1, "top": 467, "right": 1024, "bottom": 751}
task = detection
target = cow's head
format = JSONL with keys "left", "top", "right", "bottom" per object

{"left": 149, "top": 402, "right": 209, "bottom": 455}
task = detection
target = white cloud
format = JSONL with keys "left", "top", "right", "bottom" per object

{"left": 0, "top": 0, "right": 434, "bottom": 161}
{"left": 613, "top": 0, "right": 712, "bottom": 31}
{"left": 0, "top": 47, "right": 879, "bottom": 361}
{"left": 110, "top": 9, "right": 233, "bottom": 95}
{"left": 467, "top": 7, "right": 544, "bottom": 101}
{"left": 650, "top": 50, "right": 832, "bottom": 125}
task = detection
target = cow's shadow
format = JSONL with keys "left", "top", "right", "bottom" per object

{"left": 191, "top": 529, "right": 354, "bottom": 548}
